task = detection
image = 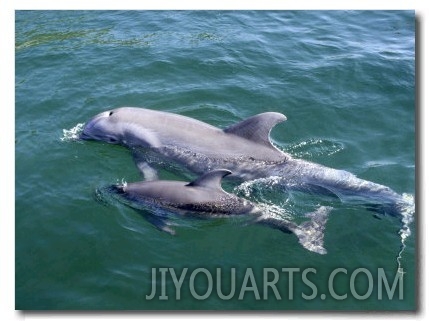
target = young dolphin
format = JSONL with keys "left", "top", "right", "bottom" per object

{"left": 81, "top": 107, "right": 413, "bottom": 217}
{"left": 110, "top": 169, "right": 332, "bottom": 255}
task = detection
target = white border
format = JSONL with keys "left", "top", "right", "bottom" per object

{"left": 3, "top": 1, "right": 425, "bottom": 320}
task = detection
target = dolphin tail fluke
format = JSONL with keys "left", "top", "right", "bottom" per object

{"left": 364, "top": 195, "right": 415, "bottom": 219}
{"left": 292, "top": 206, "right": 332, "bottom": 255}
{"left": 258, "top": 206, "right": 332, "bottom": 255}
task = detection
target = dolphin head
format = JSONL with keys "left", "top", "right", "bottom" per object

{"left": 80, "top": 107, "right": 162, "bottom": 148}
{"left": 80, "top": 109, "right": 124, "bottom": 144}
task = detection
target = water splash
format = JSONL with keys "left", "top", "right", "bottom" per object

{"left": 395, "top": 193, "right": 415, "bottom": 278}
{"left": 60, "top": 123, "right": 84, "bottom": 142}
{"left": 233, "top": 176, "right": 284, "bottom": 198}
{"left": 285, "top": 138, "right": 345, "bottom": 159}
{"left": 233, "top": 176, "right": 297, "bottom": 222}
{"left": 119, "top": 178, "right": 128, "bottom": 187}
{"left": 256, "top": 202, "right": 294, "bottom": 221}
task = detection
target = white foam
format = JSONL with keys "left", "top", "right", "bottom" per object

{"left": 395, "top": 193, "right": 415, "bottom": 277}
{"left": 284, "top": 138, "right": 345, "bottom": 158}
{"left": 233, "top": 176, "right": 283, "bottom": 198}
{"left": 233, "top": 176, "right": 297, "bottom": 223}
{"left": 60, "top": 123, "right": 85, "bottom": 142}
{"left": 257, "top": 202, "right": 293, "bottom": 221}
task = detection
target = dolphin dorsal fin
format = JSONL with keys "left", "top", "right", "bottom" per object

{"left": 186, "top": 169, "right": 232, "bottom": 189}
{"left": 224, "top": 112, "right": 287, "bottom": 148}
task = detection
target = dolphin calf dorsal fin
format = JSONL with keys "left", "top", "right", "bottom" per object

{"left": 224, "top": 112, "right": 287, "bottom": 148}
{"left": 186, "top": 169, "right": 232, "bottom": 189}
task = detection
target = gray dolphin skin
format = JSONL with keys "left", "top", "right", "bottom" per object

{"left": 81, "top": 107, "right": 411, "bottom": 216}
{"left": 114, "top": 169, "right": 256, "bottom": 215}
{"left": 111, "top": 169, "right": 332, "bottom": 254}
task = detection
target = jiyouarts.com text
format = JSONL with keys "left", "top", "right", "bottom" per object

{"left": 145, "top": 267, "right": 404, "bottom": 301}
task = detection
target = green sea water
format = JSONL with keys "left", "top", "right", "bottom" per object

{"left": 15, "top": 10, "right": 415, "bottom": 310}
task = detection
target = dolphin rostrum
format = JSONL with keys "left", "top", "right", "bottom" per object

{"left": 109, "top": 169, "right": 332, "bottom": 254}
{"left": 81, "top": 107, "right": 413, "bottom": 216}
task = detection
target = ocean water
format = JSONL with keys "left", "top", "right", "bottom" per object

{"left": 15, "top": 10, "right": 415, "bottom": 310}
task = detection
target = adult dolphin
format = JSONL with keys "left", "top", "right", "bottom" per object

{"left": 109, "top": 169, "right": 332, "bottom": 254}
{"left": 81, "top": 107, "right": 413, "bottom": 216}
